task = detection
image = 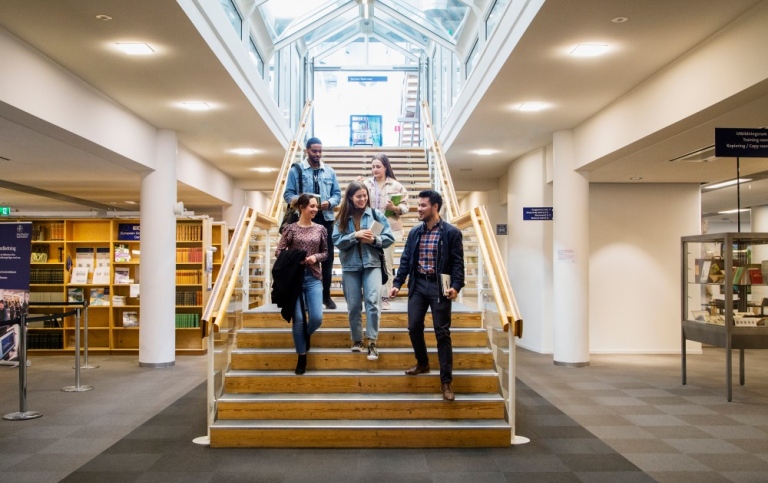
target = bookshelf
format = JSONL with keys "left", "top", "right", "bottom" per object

{"left": 22, "top": 217, "right": 213, "bottom": 355}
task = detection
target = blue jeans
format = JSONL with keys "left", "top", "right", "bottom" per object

{"left": 342, "top": 268, "right": 382, "bottom": 342}
{"left": 292, "top": 270, "right": 323, "bottom": 354}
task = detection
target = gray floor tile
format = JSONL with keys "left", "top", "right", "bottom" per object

{"left": 688, "top": 453, "right": 768, "bottom": 471}
{"left": 647, "top": 472, "right": 733, "bottom": 483}
{"left": 665, "top": 438, "right": 746, "bottom": 454}
{"left": 574, "top": 471, "right": 655, "bottom": 483}
{"left": 621, "top": 414, "right": 689, "bottom": 426}
{"left": 623, "top": 453, "right": 709, "bottom": 472}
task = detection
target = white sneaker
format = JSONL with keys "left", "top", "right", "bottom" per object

{"left": 381, "top": 298, "right": 391, "bottom": 310}
{"left": 367, "top": 342, "right": 379, "bottom": 361}
{"left": 351, "top": 341, "right": 364, "bottom": 352}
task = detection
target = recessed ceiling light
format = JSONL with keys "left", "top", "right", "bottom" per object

{"left": 517, "top": 102, "right": 548, "bottom": 112}
{"left": 251, "top": 167, "right": 276, "bottom": 173}
{"left": 718, "top": 208, "right": 749, "bottom": 214}
{"left": 611, "top": 17, "right": 628, "bottom": 23}
{"left": 630, "top": 177, "right": 643, "bottom": 180}
{"left": 704, "top": 178, "right": 751, "bottom": 190}
{"left": 124, "top": 201, "right": 138, "bottom": 205}
{"left": 230, "top": 148, "right": 260, "bottom": 156}
{"left": 115, "top": 43, "right": 154, "bottom": 55}
{"left": 96, "top": 14, "right": 112, "bottom": 21}
{"left": 460, "top": 168, "right": 473, "bottom": 172}
{"left": 475, "top": 149, "right": 496, "bottom": 156}
{"left": 181, "top": 102, "right": 211, "bottom": 111}
{"left": 570, "top": 43, "right": 609, "bottom": 57}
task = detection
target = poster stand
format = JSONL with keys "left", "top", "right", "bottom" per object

{"left": 3, "top": 315, "right": 42, "bottom": 421}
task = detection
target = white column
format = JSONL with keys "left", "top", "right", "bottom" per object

{"left": 552, "top": 130, "right": 589, "bottom": 366}
{"left": 139, "top": 130, "right": 177, "bottom": 367}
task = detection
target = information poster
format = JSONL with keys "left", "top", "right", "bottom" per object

{"left": 0, "top": 222, "right": 32, "bottom": 362}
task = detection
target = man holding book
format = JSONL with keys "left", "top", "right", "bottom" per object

{"left": 284, "top": 137, "right": 342, "bottom": 309}
{"left": 389, "top": 190, "right": 464, "bottom": 401}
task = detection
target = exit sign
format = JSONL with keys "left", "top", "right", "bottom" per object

{"left": 0, "top": 206, "right": 11, "bottom": 216}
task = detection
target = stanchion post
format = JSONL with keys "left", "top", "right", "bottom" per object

{"left": 3, "top": 316, "right": 43, "bottom": 420}
{"left": 62, "top": 307, "right": 93, "bottom": 392}
{"left": 78, "top": 303, "right": 98, "bottom": 369}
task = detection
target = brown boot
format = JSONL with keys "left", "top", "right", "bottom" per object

{"left": 441, "top": 382, "right": 455, "bottom": 401}
{"left": 405, "top": 364, "right": 430, "bottom": 375}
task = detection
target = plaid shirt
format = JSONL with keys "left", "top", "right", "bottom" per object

{"left": 417, "top": 220, "right": 441, "bottom": 275}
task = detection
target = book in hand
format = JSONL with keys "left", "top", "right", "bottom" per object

{"left": 440, "top": 274, "right": 451, "bottom": 296}
{"left": 370, "top": 220, "right": 384, "bottom": 236}
{"left": 122, "top": 311, "right": 139, "bottom": 328}
{"left": 385, "top": 194, "right": 402, "bottom": 217}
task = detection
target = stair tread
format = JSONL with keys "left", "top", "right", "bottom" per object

{"left": 212, "top": 419, "right": 510, "bottom": 429}
{"left": 238, "top": 327, "right": 487, "bottom": 334}
{"left": 226, "top": 369, "right": 498, "bottom": 377}
{"left": 232, "top": 347, "right": 492, "bottom": 354}
{"left": 219, "top": 392, "right": 504, "bottom": 402}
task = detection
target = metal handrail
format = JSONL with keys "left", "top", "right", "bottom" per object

{"left": 420, "top": 100, "right": 459, "bottom": 220}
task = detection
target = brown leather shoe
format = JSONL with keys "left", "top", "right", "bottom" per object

{"left": 441, "top": 382, "right": 455, "bottom": 401}
{"left": 405, "top": 364, "right": 430, "bottom": 375}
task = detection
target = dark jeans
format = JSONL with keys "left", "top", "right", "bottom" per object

{"left": 407, "top": 276, "right": 453, "bottom": 383}
{"left": 313, "top": 215, "right": 334, "bottom": 301}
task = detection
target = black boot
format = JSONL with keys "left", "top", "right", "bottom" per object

{"left": 295, "top": 354, "right": 307, "bottom": 375}
{"left": 306, "top": 333, "right": 311, "bottom": 352}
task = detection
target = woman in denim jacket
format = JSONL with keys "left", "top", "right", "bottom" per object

{"left": 332, "top": 181, "right": 395, "bottom": 361}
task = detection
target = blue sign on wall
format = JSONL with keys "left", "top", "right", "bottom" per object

{"left": 523, "top": 207, "right": 553, "bottom": 220}
{"left": 117, "top": 223, "right": 141, "bottom": 240}
{"left": 348, "top": 76, "right": 388, "bottom": 82}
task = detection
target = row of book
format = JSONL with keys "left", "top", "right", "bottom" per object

{"left": 176, "top": 291, "right": 202, "bottom": 306}
{"left": 32, "top": 222, "right": 65, "bottom": 241}
{"left": 696, "top": 259, "right": 768, "bottom": 285}
{"left": 176, "top": 247, "right": 203, "bottom": 263}
{"left": 29, "top": 291, "right": 66, "bottom": 303}
{"left": 30, "top": 269, "right": 65, "bottom": 284}
{"left": 176, "top": 224, "right": 202, "bottom": 241}
{"left": 175, "top": 313, "right": 200, "bottom": 328}
{"left": 27, "top": 333, "right": 64, "bottom": 350}
{"left": 176, "top": 269, "right": 203, "bottom": 285}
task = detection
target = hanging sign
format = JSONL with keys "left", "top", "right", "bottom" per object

{"left": 523, "top": 207, "right": 553, "bottom": 220}
{"left": 714, "top": 128, "right": 768, "bottom": 157}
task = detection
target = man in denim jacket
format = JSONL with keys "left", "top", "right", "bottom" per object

{"left": 284, "top": 137, "right": 342, "bottom": 309}
{"left": 389, "top": 190, "right": 465, "bottom": 401}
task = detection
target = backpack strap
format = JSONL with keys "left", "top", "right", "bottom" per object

{"left": 291, "top": 163, "right": 303, "bottom": 193}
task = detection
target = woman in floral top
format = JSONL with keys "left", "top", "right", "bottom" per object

{"left": 275, "top": 193, "right": 328, "bottom": 374}
{"left": 362, "top": 154, "right": 409, "bottom": 309}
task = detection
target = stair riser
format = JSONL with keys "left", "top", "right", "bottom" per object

{"left": 225, "top": 374, "right": 499, "bottom": 394}
{"left": 230, "top": 351, "right": 494, "bottom": 371}
{"left": 237, "top": 331, "right": 488, "bottom": 349}
{"left": 210, "top": 427, "right": 510, "bottom": 448}
{"left": 217, "top": 400, "right": 505, "bottom": 420}
{"left": 243, "top": 312, "right": 482, "bottom": 329}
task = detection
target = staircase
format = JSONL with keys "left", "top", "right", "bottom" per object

{"left": 210, "top": 306, "right": 510, "bottom": 447}
{"left": 209, "top": 146, "right": 512, "bottom": 448}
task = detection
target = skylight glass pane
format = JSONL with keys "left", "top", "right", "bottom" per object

{"left": 485, "top": 0, "right": 509, "bottom": 39}
{"left": 218, "top": 0, "right": 242, "bottom": 37}
{"left": 380, "top": 0, "right": 469, "bottom": 42}
{"left": 259, "top": 0, "right": 353, "bottom": 42}
{"left": 303, "top": 8, "right": 359, "bottom": 45}
{"left": 375, "top": 10, "right": 429, "bottom": 47}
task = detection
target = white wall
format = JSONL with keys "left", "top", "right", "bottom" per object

{"left": 507, "top": 148, "right": 553, "bottom": 353}
{"left": 589, "top": 183, "right": 701, "bottom": 353}
{"left": 177, "top": 146, "right": 234, "bottom": 205}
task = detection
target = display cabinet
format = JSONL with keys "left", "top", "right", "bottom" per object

{"left": 681, "top": 232, "right": 768, "bottom": 401}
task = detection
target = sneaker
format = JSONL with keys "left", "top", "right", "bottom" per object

{"left": 367, "top": 342, "right": 379, "bottom": 361}
{"left": 324, "top": 297, "right": 337, "bottom": 309}
{"left": 351, "top": 341, "right": 364, "bottom": 352}
{"left": 381, "top": 298, "right": 391, "bottom": 310}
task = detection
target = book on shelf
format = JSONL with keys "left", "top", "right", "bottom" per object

{"left": 67, "top": 287, "right": 84, "bottom": 303}
{"left": 114, "top": 266, "right": 131, "bottom": 285}
{"left": 92, "top": 266, "right": 110, "bottom": 285}
{"left": 112, "top": 295, "right": 126, "bottom": 307}
{"left": 697, "top": 259, "right": 712, "bottom": 284}
{"left": 70, "top": 267, "right": 89, "bottom": 284}
{"left": 732, "top": 266, "right": 747, "bottom": 285}
{"left": 89, "top": 287, "right": 109, "bottom": 306}
{"left": 95, "top": 247, "right": 110, "bottom": 268}
{"left": 114, "top": 244, "right": 131, "bottom": 262}
{"left": 748, "top": 266, "right": 765, "bottom": 285}
{"left": 122, "top": 311, "right": 139, "bottom": 328}
{"left": 707, "top": 260, "right": 724, "bottom": 283}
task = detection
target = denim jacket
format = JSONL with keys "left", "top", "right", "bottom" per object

{"left": 283, "top": 158, "right": 342, "bottom": 222}
{"left": 332, "top": 208, "right": 395, "bottom": 272}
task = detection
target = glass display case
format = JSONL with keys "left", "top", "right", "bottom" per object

{"left": 681, "top": 232, "right": 768, "bottom": 401}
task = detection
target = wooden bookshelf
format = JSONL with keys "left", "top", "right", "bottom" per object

{"left": 21, "top": 217, "right": 213, "bottom": 355}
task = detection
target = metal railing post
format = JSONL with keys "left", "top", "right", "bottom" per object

{"left": 62, "top": 307, "right": 93, "bottom": 392}
{"left": 78, "top": 304, "right": 98, "bottom": 369}
{"left": 3, "top": 316, "right": 43, "bottom": 421}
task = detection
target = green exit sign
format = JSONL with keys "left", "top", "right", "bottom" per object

{"left": 0, "top": 206, "right": 11, "bottom": 216}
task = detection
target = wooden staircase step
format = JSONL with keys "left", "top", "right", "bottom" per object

{"left": 216, "top": 392, "right": 506, "bottom": 420}
{"left": 210, "top": 419, "right": 511, "bottom": 448}
{"left": 224, "top": 369, "right": 500, "bottom": 394}
{"left": 230, "top": 347, "right": 494, "bottom": 371}
{"left": 237, "top": 327, "right": 489, "bottom": 349}
{"left": 242, "top": 311, "right": 482, "bottom": 329}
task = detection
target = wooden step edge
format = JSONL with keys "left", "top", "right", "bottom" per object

{"left": 237, "top": 327, "right": 489, "bottom": 335}
{"left": 218, "top": 392, "right": 504, "bottom": 403}
{"left": 225, "top": 369, "right": 499, "bottom": 377}
{"left": 231, "top": 347, "right": 493, "bottom": 355}
{"left": 212, "top": 418, "right": 510, "bottom": 430}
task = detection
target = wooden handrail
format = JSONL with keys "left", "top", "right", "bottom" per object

{"left": 268, "top": 100, "right": 314, "bottom": 221}
{"left": 420, "top": 100, "right": 459, "bottom": 219}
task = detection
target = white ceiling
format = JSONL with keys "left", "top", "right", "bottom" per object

{"left": 0, "top": 0, "right": 767, "bottom": 223}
